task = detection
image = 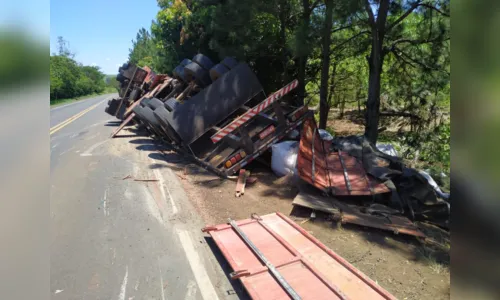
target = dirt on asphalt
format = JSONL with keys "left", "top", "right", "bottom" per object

{"left": 147, "top": 145, "right": 450, "bottom": 300}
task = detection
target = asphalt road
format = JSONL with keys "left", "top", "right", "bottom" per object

{"left": 50, "top": 95, "right": 236, "bottom": 300}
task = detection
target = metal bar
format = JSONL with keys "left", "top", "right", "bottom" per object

{"left": 338, "top": 150, "right": 352, "bottom": 194}
{"left": 228, "top": 218, "right": 302, "bottom": 300}
{"left": 211, "top": 79, "right": 299, "bottom": 143}
{"left": 115, "top": 67, "right": 138, "bottom": 117}
{"left": 110, "top": 112, "right": 136, "bottom": 138}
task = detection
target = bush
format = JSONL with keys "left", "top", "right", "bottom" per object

{"left": 50, "top": 55, "right": 106, "bottom": 101}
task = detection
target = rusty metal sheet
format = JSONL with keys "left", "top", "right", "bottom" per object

{"left": 297, "top": 117, "right": 390, "bottom": 196}
{"left": 297, "top": 118, "right": 330, "bottom": 192}
{"left": 203, "top": 213, "right": 396, "bottom": 300}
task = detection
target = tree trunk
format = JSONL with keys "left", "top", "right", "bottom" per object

{"left": 297, "top": 0, "right": 312, "bottom": 106}
{"left": 365, "top": 43, "right": 384, "bottom": 143}
{"left": 318, "top": 0, "right": 334, "bottom": 130}
{"left": 340, "top": 96, "right": 345, "bottom": 118}
{"left": 357, "top": 89, "right": 361, "bottom": 114}
{"left": 279, "top": 0, "right": 288, "bottom": 85}
{"left": 364, "top": 0, "right": 389, "bottom": 144}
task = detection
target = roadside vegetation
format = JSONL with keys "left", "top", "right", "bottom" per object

{"left": 50, "top": 37, "right": 117, "bottom": 106}
{"left": 126, "top": 0, "right": 450, "bottom": 180}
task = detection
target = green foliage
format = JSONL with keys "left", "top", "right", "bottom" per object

{"left": 394, "top": 121, "right": 450, "bottom": 173}
{"left": 50, "top": 37, "right": 106, "bottom": 101}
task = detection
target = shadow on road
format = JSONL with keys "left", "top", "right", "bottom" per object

{"left": 203, "top": 236, "right": 251, "bottom": 300}
{"left": 104, "top": 121, "right": 122, "bottom": 127}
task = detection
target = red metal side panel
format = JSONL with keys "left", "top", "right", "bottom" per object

{"left": 297, "top": 118, "right": 330, "bottom": 192}
{"left": 327, "top": 152, "right": 390, "bottom": 195}
{"left": 204, "top": 213, "right": 396, "bottom": 300}
{"left": 298, "top": 116, "right": 390, "bottom": 196}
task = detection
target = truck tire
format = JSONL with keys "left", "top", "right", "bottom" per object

{"left": 140, "top": 98, "right": 153, "bottom": 108}
{"left": 146, "top": 98, "right": 165, "bottom": 110}
{"left": 209, "top": 63, "right": 229, "bottom": 82}
{"left": 221, "top": 57, "right": 238, "bottom": 69}
{"left": 180, "top": 58, "right": 192, "bottom": 67}
{"left": 141, "top": 107, "right": 162, "bottom": 128}
{"left": 184, "top": 62, "right": 211, "bottom": 87}
{"left": 129, "top": 88, "right": 141, "bottom": 101}
{"left": 192, "top": 54, "right": 214, "bottom": 70}
{"left": 173, "top": 65, "right": 188, "bottom": 83}
{"left": 153, "top": 106, "right": 182, "bottom": 144}
{"left": 117, "top": 73, "right": 126, "bottom": 82}
{"left": 164, "top": 98, "right": 180, "bottom": 112}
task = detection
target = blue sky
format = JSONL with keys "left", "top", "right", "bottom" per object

{"left": 50, "top": 0, "right": 159, "bottom": 74}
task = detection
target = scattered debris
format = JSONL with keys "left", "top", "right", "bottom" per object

{"left": 235, "top": 169, "right": 250, "bottom": 197}
{"left": 133, "top": 179, "right": 159, "bottom": 182}
{"left": 300, "top": 218, "right": 311, "bottom": 224}
{"left": 293, "top": 182, "right": 425, "bottom": 237}
{"left": 202, "top": 212, "right": 396, "bottom": 299}
{"left": 118, "top": 175, "right": 158, "bottom": 182}
{"left": 246, "top": 176, "right": 258, "bottom": 185}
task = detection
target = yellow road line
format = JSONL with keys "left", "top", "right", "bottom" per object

{"left": 50, "top": 100, "right": 105, "bottom": 135}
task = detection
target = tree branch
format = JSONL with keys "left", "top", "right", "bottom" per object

{"left": 389, "top": 35, "right": 446, "bottom": 49}
{"left": 387, "top": 1, "right": 422, "bottom": 32}
{"left": 398, "top": 49, "right": 438, "bottom": 71}
{"left": 331, "top": 24, "right": 354, "bottom": 34}
{"left": 420, "top": 3, "right": 450, "bottom": 17}
{"left": 311, "top": 0, "right": 322, "bottom": 10}
{"left": 331, "top": 30, "right": 370, "bottom": 54}
{"left": 364, "top": 0, "right": 376, "bottom": 27}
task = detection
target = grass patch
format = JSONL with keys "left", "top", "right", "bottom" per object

{"left": 50, "top": 87, "right": 117, "bottom": 107}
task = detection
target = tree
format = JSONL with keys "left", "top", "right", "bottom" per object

{"left": 362, "top": 0, "right": 450, "bottom": 143}
{"left": 56, "top": 36, "right": 74, "bottom": 58}
{"left": 129, "top": 28, "right": 157, "bottom": 69}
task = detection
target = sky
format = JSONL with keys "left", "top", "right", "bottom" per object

{"left": 50, "top": 0, "right": 159, "bottom": 74}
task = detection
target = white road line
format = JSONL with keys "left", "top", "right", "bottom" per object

{"left": 158, "top": 257, "right": 166, "bottom": 300}
{"left": 80, "top": 140, "right": 109, "bottom": 156}
{"left": 118, "top": 266, "right": 129, "bottom": 300}
{"left": 176, "top": 229, "right": 220, "bottom": 300}
{"left": 50, "top": 94, "right": 115, "bottom": 111}
{"left": 103, "top": 189, "right": 109, "bottom": 216}
{"left": 54, "top": 289, "right": 63, "bottom": 294}
{"left": 154, "top": 168, "right": 178, "bottom": 214}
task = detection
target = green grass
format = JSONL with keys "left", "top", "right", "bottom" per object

{"left": 50, "top": 87, "right": 117, "bottom": 107}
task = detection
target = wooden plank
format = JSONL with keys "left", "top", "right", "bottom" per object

{"left": 292, "top": 184, "right": 340, "bottom": 215}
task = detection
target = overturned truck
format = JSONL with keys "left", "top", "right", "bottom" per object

{"left": 105, "top": 54, "right": 310, "bottom": 177}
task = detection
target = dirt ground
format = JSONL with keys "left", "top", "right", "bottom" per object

{"left": 149, "top": 145, "right": 450, "bottom": 300}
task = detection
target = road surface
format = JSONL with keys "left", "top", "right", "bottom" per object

{"left": 50, "top": 94, "right": 236, "bottom": 300}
